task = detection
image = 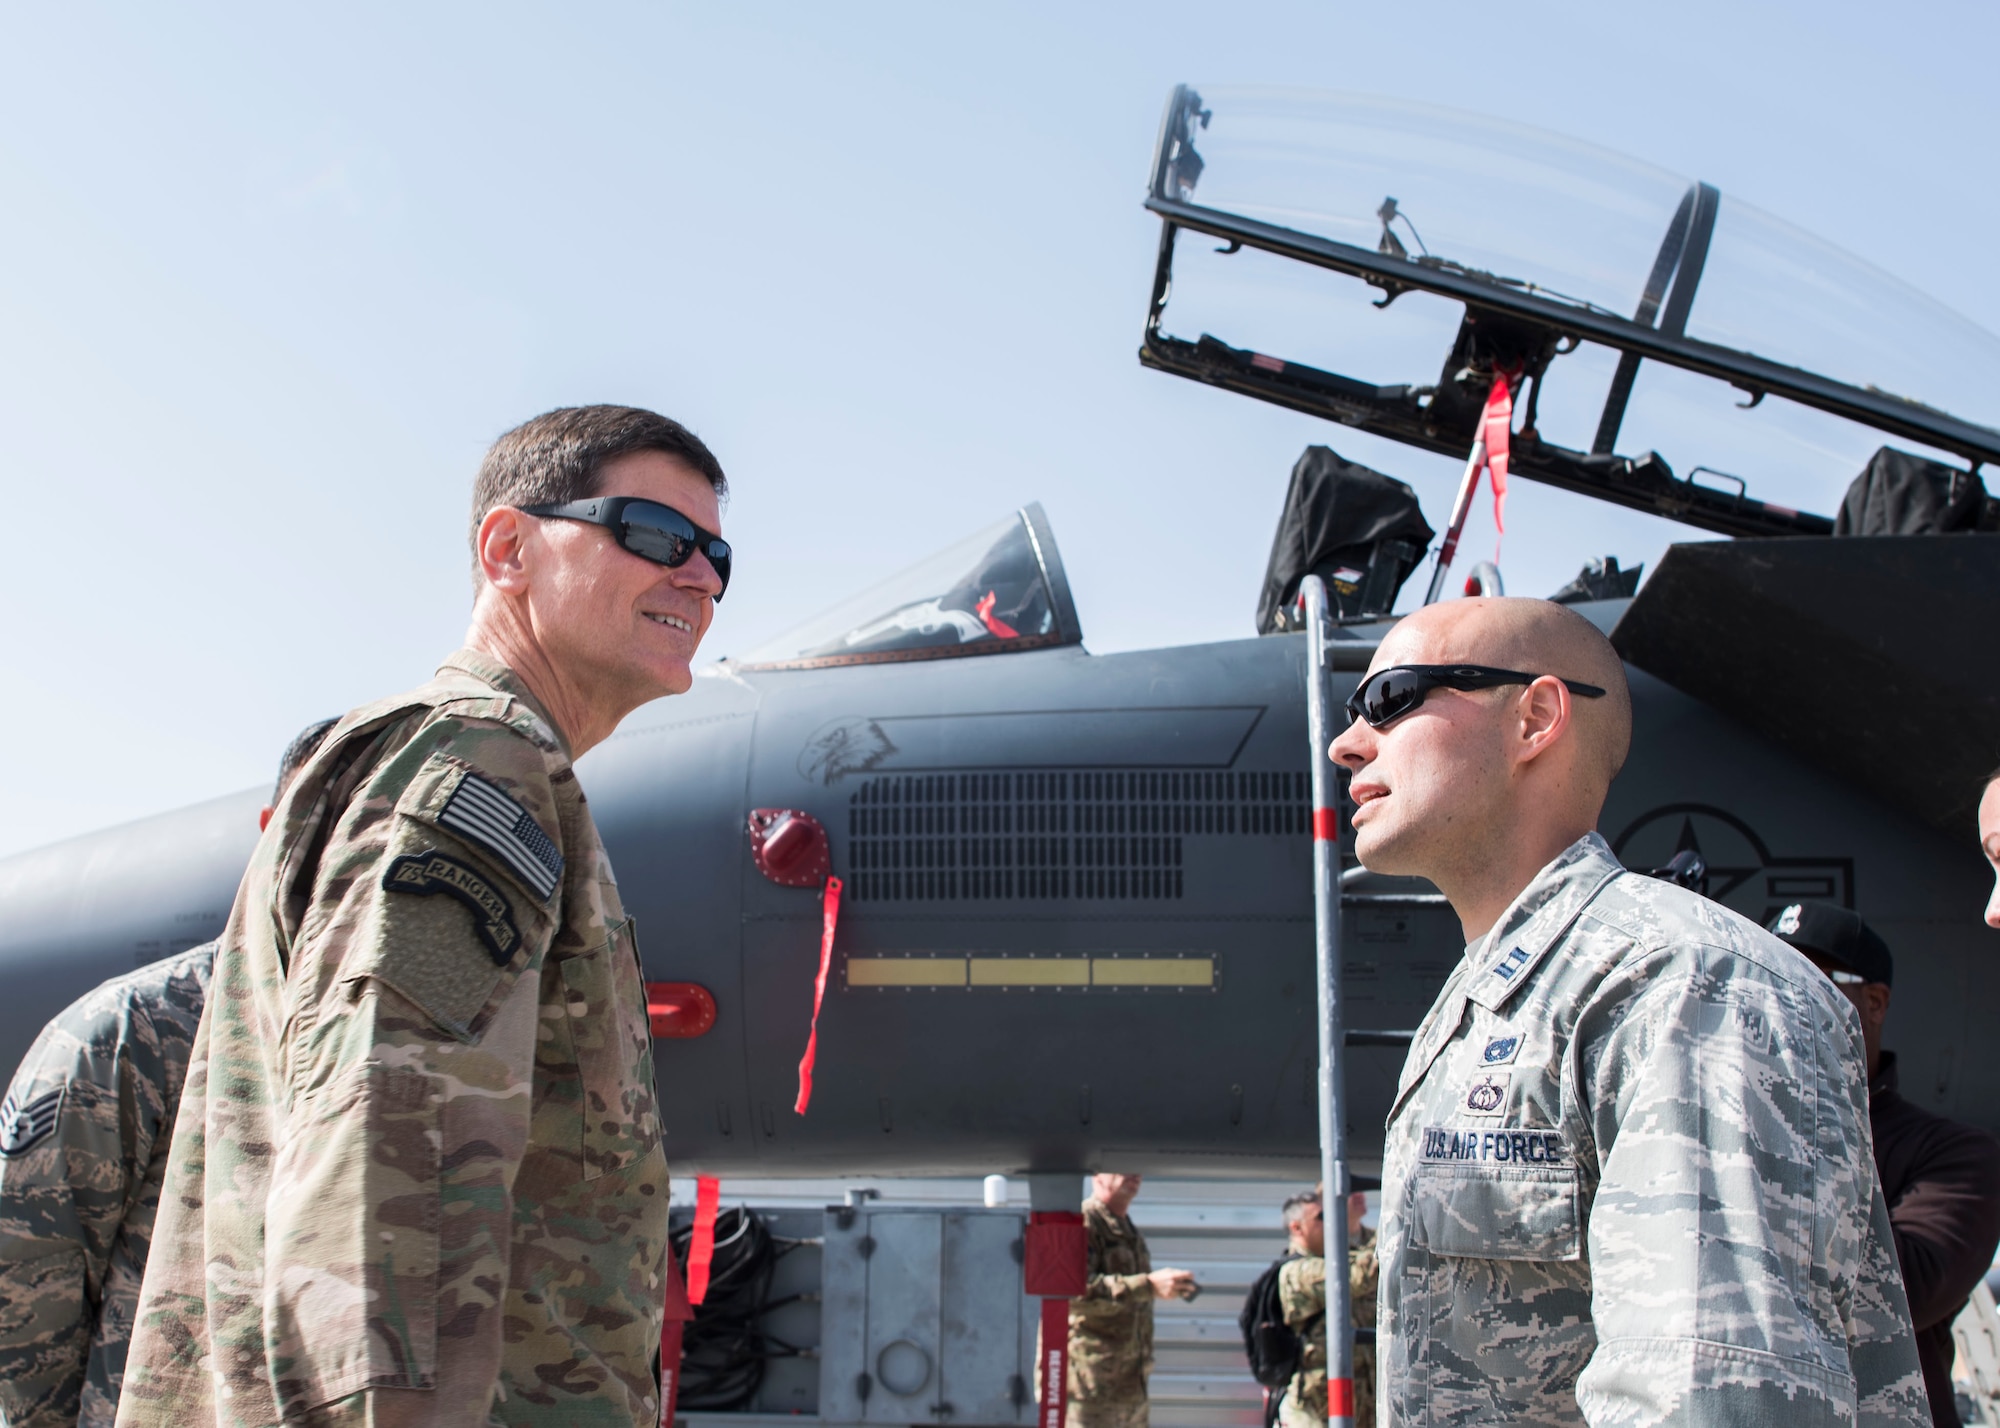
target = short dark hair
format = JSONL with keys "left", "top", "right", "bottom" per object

{"left": 468, "top": 405, "right": 728, "bottom": 571}
{"left": 275, "top": 718, "right": 339, "bottom": 804}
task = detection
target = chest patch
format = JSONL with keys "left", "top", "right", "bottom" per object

{"left": 439, "top": 773, "right": 563, "bottom": 902}
{"left": 1481, "top": 1035, "right": 1521, "bottom": 1065}
{"left": 1463, "top": 1071, "right": 1511, "bottom": 1115}
{"left": 1421, "top": 1125, "right": 1569, "bottom": 1166}
{"left": 384, "top": 851, "right": 523, "bottom": 966}
{"left": 0, "top": 1086, "right": 62, "bottom": 1156}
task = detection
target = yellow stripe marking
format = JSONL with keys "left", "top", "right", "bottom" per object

{"left": 846, "top": 957, "right": 967, "bottom": 987}
{"left": 969, "top": 957, "right": 1091, "bottom": 987}
{"left": 1091, "top": 956, "right": 1215, "bottom": 987}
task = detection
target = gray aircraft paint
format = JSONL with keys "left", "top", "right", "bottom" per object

{"left": 0, "top": 602, "right": 1987, "bottom": 1177}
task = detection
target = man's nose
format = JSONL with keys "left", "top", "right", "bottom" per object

{"left": 1328, "top": 719, "right": 1371, "bottom": 770}
{"left": 677, "top": 549, "right": 725, "bottom": 598}
{"left": 1987, "top": 882, "right": 2000, "bottom": 930}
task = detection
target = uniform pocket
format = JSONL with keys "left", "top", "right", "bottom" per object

{"left": 1410, "top": 1162, "right": 1581, "bottom": 1262}
{"left": 553, "top": 918, "right": 660, "bottom": 1180}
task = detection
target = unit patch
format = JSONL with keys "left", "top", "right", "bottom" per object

{"left": 1421, "top": 1125, "right": 1569, "bottom": 1166}
{"left": 439, "top": 774, "right": 563, "bottom": 902}
{"left": 383, "top": 851, "right": 523, "bottom": 966}
{"left": 1463, "top": 1071, "right": 1510, "bottom": 1116}
{"left": 0, "top": 1086, "right": 62, "bottom": 1156}
{"left": 1489, "top": 946, "right": 1532, "bottom": 982}
{"left": 1481, "top": 1035, "right": 1521, "bottom": 1065}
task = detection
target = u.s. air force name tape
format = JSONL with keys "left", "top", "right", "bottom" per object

{"left": 383, "top": 851, "right": 523, "bottom": 966}
{"left": 1421, "top": 1125, "right": 1570, "bottom": 1166}
{"left": 439, "top": 773, "right": 563, "bottom": 902}
{"left": 0, "top": 1086, "right": 63, "bottom": 1156}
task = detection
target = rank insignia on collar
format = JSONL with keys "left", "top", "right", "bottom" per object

{"left": 1463, "top": 1071, "right": 1510, "bottom": 1116}
{"left": 1482, "top": 1035, "right": 1521, "bottom": 1065}
{"left": 384, "top": 850, "right": 523, "bottom": 967}
{"left": 0, "top": 1086, "right": 63, "bottom": 1156}
{"left": 1489, "top": 946, "right": 1531, "bottom": 982}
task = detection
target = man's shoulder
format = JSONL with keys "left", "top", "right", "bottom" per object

{"left": 1878, "top": 1086, "right": 2000, "bottom": 1174}
{"left": 1279, "top": 1255, "right": 1326, "bottom": 1290}
{"left": 1573, "top": 871, "right": 1834, "bottom": 1003}
{"left": 22, "top": 941, "right": 216, "bottom": 1075}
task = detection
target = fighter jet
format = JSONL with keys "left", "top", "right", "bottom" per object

{"left": 0, "top": 86, "right": 1994, "bottom": 1182}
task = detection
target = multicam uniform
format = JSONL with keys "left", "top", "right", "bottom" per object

{"left": 117, "top": 650, "right": 670, "bottom": 1428}
{"left": 0, "top": 944, "right": 213, "bottom": 1428}
{"left": 1377, "top": 834, "right": 1927, "bottom": 1427}
{"left": 1067, "top": 1197, "right": 1156, "bottom": 1428}
{"left": 1276, "top": 1227, "right": 1378, "bottom": 1428}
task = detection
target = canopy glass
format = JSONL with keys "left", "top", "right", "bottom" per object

{"left": 734, "top": 504, "right": 1080, "bottom": 671}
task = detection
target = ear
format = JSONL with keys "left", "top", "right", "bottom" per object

{"left": 1510, "top": 676, "right": 1574, "bottom": 768}
{"left": 476, "top": 507, "right": 532, "bottom": 594}
{"left": 1864, "top": 983, "right": 1892, "bottom": 1026}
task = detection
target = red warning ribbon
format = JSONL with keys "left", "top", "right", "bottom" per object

{"left": 793, "top": 876, "right": 843, "bottom": 1114}
{"left": 975, "top": 589, "right": 1019, "bottom": 639}
{"left": 1480, "top": 373, "right": 1514, "bottom": 554}
{"left": 685, "top": 1174, "right": 721, "bottom": 1305}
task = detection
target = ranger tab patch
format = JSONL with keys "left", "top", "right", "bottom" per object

{"left": 439, "top": 773, "right": 563, "bottom": 902}
{"left": 384, "top": 850, "right": 523, "bottom": 966}
{"left": 0, "top": 1086, "right": 62, "bottom": 1156}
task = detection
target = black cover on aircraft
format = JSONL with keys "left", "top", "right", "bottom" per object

{"left": 1835, "top": 445, "right": 1999, "bottom": 535}
{"left": 1610, "top": 536, "right": 2000, "bottom": 834}
{"left": 1258, "top": 447, "right": 1435, "bottom": 632}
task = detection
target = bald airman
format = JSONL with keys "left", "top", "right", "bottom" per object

{"left": 1333, "top": 597, "right": 1926, "bottom": 1427}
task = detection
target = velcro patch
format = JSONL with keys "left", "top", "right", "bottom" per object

{"left": 1421, "top": 1125, "right": 1569, "bottom": 1166}
{"left": 438, "top": 774, "right": 563, "bottom": 902}
{"left": 1463, "top": 1071, "right": 1510, "bottom": 1115}
{"left": 0, "top": 1086, "right": 63, "bottom": 1156}
{"left": 384, "top": 851, "right": 523, "bottom": 967}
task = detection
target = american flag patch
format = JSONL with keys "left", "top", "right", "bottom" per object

{"left": 439, "top": 773, "right": 563, "bottom": 902}
{"left": 0, "top": 1086, "right": 62, "bottom": 1156}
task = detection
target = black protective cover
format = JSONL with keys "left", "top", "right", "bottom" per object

{"left": 1256, "top": 446, "right": 1435, "bottom": 632}
{"left": 1835, "top": 445, "right": 1998, "bottom": 535}
{"left": 1610, "top": 535, "right": 2000, "bottom": 834}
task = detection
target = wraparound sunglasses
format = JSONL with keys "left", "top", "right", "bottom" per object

{"left": 522, "top": 497, "right": 731, "bottom": 601}
{"left": 1347, "top": 664, "right": 1606, "bottom": 729}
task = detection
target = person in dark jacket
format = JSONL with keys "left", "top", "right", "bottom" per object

{"left": 1770, "top": 901, "right": 2000, "bottom": 1428}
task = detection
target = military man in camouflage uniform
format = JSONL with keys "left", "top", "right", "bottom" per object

{"left": 0, "top": 719, "right": 335, "bottom": 1428}
{"left": 1277, "top": 1192, "right": 1376, "bottom": 1428}
{"left": 1328, "top": 597, "right": 1927, "bottom": 1426}
{"left": 1067, "top": 1173, "right": 1197, "bottom": 1428}
{"left": 117, "top": 405, "right": 731, "bottom": 1428}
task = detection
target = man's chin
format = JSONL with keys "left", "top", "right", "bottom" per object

{"left": 1352, "top": 821, "right": 1420, "bottom": 877}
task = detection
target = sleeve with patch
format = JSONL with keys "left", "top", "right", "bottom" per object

{"left": 312, "top": 718, "right": 568, "bottom": 1046}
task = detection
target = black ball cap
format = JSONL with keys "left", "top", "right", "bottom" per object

{"left": 1765, "top": 902, "right": 1894, "bottom": 986}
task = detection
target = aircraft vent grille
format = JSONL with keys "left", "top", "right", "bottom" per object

{"left": 844, "top": 769, "right": 1310, "bottom": 902}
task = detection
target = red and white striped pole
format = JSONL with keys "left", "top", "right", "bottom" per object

{"left": 1302, "top": 574, "right": 1355, "bottom": 1428}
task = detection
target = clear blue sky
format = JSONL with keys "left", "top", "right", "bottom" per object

{"left": 4, "top": 1, "right": 1995, "bottom": 860}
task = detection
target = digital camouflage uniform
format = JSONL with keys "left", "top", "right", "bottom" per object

{"left": 0, "top": 943, "right": 214, "bottom": 1428}
{"left": 1378, "top": 834, "right": 1928, "bottom": 1427}
{"left": 117, "top": 650, "right": 670, "bottom": 1428}
{"left": 1277, "top": 1226, "right": 1377, "bottom": 1428}
{"left": 1067, "top": 1196, "right": 1155, "bottom": 1428}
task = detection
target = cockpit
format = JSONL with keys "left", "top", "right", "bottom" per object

{"left": 732, "top": 504, "right": 1083, "bottom": 671}
{"left": 1141, "top": 85, "right": 2000, "bottom": 532}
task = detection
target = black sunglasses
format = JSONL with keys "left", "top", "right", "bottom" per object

{"left": 1346, "top": 664, "right": 1607, "bottom": 729}
{"left": 520, "top": 497, "right": 731, "bottom": 601}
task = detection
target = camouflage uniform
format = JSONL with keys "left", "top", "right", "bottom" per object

{"left": 1276, "top": 1227, "right": 1377, "bottom": 1428}
{"left": 1377, "top": 834, "right": 1928, "bottom": 1426}
{"left": 0, "top": 943, "right": 214, "bottom": 1428}
{"left": 1067, "top": 1196, "right": 1155, "bottom": 1428}
{"left": 117, "top": 650, "right": 670, "bottom": 1428}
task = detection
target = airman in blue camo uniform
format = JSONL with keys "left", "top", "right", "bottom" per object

{"left": 1330, "top": 596, "right": 1926, "bottom": 1427}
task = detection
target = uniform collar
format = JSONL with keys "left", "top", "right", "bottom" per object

{"left": 436, "top": 647, "right": 571, "bottom": 758}
{"left": 1463, "top": 833, "right": 1626, "bottom": 1013}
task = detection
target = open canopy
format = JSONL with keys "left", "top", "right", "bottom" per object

{"left": 734, "top": 504, "right": 1082, "bottom": 671}
{"left": 1141, "top": 86, "right": 2000, "bottom": 536}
